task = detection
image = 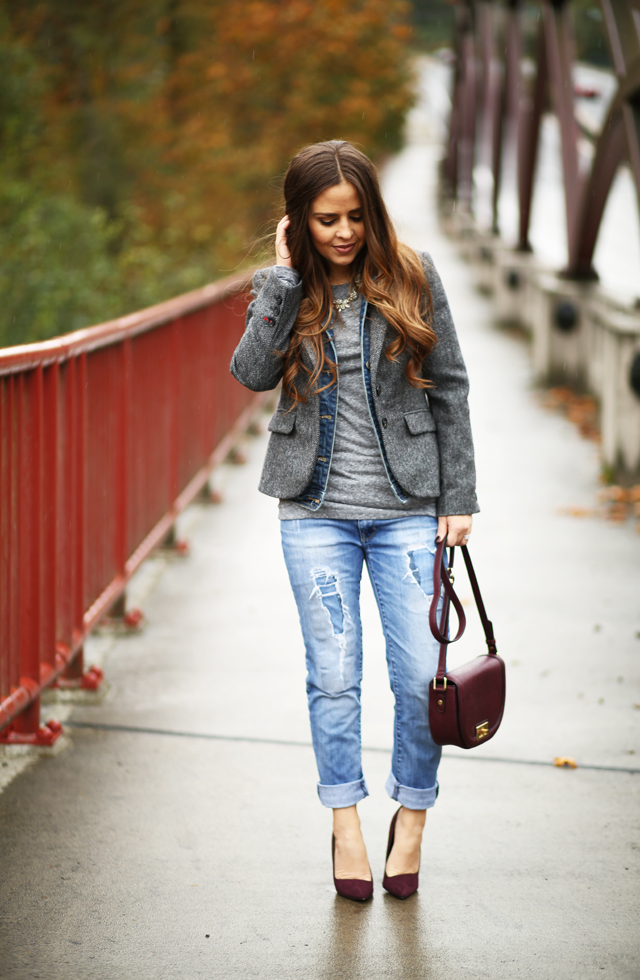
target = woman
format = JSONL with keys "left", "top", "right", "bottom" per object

{"left": 231, "top": 140, "right": 478, "bottom": 901}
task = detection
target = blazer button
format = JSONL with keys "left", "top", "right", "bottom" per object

{"left": 276, "top": 295, "right": 283, "bottom": 305}
{"left": 376, "top": 384, "right": 381, "bottom": 396}
{"left": 381, "top": 417, "right": 388, "bottom": 428}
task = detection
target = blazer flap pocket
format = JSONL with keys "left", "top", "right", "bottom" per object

{"left": 404, "top": 410, "right": 437, "bottom": 435}
{"left": 268, "top": 410, "right": 296, "bottom": 434}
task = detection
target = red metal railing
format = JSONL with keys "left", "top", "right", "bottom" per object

{"left": 0, "top": 270, "right": 265, "bottom": 745}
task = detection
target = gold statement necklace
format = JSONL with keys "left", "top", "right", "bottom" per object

{"left": 333, "top": 275, "right": 362, "bottom": 313}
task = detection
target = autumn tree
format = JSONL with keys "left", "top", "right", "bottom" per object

{"left": 0, "top": 0, "right": 415, "bottom": 343}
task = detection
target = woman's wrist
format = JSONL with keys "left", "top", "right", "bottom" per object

{"left": 273, "top": 266, "right": 300, "bottom": 284}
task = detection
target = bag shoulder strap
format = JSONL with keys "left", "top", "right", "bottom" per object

{"left": 429, "top": 537, "right": 498, "bottom": 682}
{"left": 428, "top": 541, "right": 466, "bottom": 645}
{"left": 460, "top": 545, "right": 497, "bottom": 656}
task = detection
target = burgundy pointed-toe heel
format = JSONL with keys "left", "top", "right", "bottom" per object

{"left": 331, "top": 835, "right": 374, "bottom": 902}
{"left": 382, "top": 807, "right": 420, "bottom": 899}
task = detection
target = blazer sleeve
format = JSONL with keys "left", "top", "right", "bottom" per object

{"left": 420, "top": 252, "right": 479, "bottom": 516}
{"left": 230, "top": 266, "right": 303, "bottom": 392}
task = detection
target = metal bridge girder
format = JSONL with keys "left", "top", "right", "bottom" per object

{"left": 448, "top": 0, "right": 640, "bottom": 280}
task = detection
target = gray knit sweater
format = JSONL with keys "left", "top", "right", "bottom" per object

{"left": 279, "top": 282, "right": 436, "bottom": 520}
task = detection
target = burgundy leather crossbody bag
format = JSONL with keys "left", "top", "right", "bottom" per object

{"left": 428, "top": 538, "right": 506, "bottom": 749}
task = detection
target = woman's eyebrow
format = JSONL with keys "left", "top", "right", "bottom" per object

{"left": 312, "top": 209, "right": 362, "bottom": 217}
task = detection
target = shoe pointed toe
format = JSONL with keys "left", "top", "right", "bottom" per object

{"left": 383, "top": 807, "right": 420, "bottom": 899}
{"left": 382, "top": 871, "right": 419, "bottom": 899}
{"left": 335, "top": 876, "right": 374, "bottom": 902}
{"left": 331, "top": 835, "right": 374, "bottom": 902}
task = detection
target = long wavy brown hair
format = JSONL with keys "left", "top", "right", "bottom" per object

{"left": 279, "top": 140, "right": 436, "bottom": 404}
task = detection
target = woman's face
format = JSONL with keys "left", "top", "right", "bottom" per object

{"left": 307, "top": 181, "right": 366, "bottom": 283}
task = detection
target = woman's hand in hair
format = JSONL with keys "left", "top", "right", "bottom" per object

{"left": 436, "top": 515, "right": 473, "bottom": 547}
{"left": 275, "top": 215, "right": 293, "bottom": 268}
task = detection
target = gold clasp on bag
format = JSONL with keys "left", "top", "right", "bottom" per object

{"left": 433, "top": 676, "right": 447, "bottom": 708}
{"left": 475, "top": 720, "right": 489, "bottom": 739}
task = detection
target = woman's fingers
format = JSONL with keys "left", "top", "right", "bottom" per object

{"left": 437, "top": 515, "right": 473, "bottom": 546}
{"left": 275, "top": 214, "right": 292, "bottom": 266}
{"left": 449, "top": 515, "right": 472, "bottom": 547}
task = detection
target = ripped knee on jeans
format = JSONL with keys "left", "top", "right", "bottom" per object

{"left": 309, "top": 567, "right": 351, "bottom": 690}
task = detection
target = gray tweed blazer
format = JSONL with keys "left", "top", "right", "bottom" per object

{"left": 230, "top": 252, "right": 479, "bottom": 516}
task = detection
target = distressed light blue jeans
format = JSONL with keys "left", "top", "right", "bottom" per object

{"left": 280, "top": 516, "right": 443, "bottom": 810}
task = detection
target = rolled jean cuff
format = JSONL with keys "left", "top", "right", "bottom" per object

{"left": 385, "top": 772, "right": 439, "bottom": 810}
{"left": 317, "top": 777, "right": 369, "bottom": 808}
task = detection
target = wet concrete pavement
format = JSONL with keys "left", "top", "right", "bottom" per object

{"left": 1, "top": 81, "right": 639, "bottom": 980}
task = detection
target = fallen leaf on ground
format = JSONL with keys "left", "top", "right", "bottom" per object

{"left": 598, "top": 485, "right": 629, "bottom": 503}
{"left": 544, "top": 387, "right": 573, "bottom": 408}
{"left": 553, "top": 756, "right": 578, "bottom": 769}
{"left": 606, "top": 502, "right": 629, "bottom": 522}
{"left": 544, "top": 388, "right": 600, "bottom": 441}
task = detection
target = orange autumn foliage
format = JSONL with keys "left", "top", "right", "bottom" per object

{"left": 3, "top": 0, "right": 415, "bottom": 284}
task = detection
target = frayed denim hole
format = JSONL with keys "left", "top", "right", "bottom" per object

{"left": 309, "top": 567, "right": 349, "bottom": 687}
{"left": 403, "top": 543, "right": 436, "bottom": 600}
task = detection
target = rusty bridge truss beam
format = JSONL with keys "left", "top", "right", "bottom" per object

{"left": 445, "top": 0, "right": 640, "bottom": 280}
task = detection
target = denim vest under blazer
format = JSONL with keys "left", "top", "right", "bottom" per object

{"left": 293, "top": 298, "right": 407, "bottom": 511}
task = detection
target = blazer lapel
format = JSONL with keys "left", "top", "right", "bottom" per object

{"left": 368, "top": 305, "right": 390, "bottom": 377}
{"left": 300, "top": 336, "right": 316, "bottom": 370}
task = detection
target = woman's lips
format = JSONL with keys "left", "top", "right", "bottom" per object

{"left": 332, "top": 243, "right": 356, "bottom": 254}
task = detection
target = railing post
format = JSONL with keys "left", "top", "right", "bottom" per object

{"left": 13, "top": 368, "right": 43, "bottom": 738}
{"left": 42, "top": 362, "right": 59, "bottom": 680}
{"left": 112, "top": 336, "right": 132, "bottom": 610}
{"left": 0, "top": 376, "right": 15, "bottom": 710}
{"left": 169, "top": 320, "right": 181, "bottom": 506}
{"left": 72, "top": 353, "right": 88, "bottom": 676}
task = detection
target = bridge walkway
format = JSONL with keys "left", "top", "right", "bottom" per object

{"left": 0, "top": 103, "right": 639, "bottom": 980}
